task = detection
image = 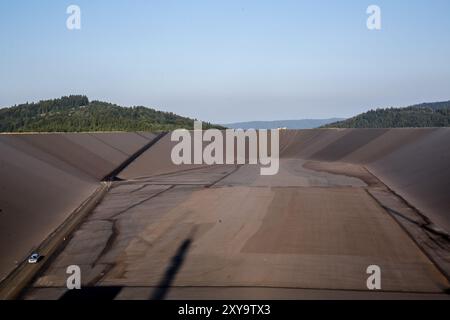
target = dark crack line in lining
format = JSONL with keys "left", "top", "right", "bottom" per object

{"left": 87, "top": 184, "right": 177, "bottom": 282}
{"left": 379, "top": 202, "right": 450, "bottom": 244}
{"left": 91, "top": 220, "right": 120, "bottom": 267}
{"left": 98, "top": 185, "right": 176, "bottom": 221}
{"left": 129, "top": 183, "right": 152, "bottom": 194}
{"left": 205, "top": 165, "right": 242, "bottom": 188}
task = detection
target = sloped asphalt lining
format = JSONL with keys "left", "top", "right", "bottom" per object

{"left": 0, "top": 132, "right": 163, "bottom": 298}
{"left": 18, "top": 128, "right": 450, "bottom": 300}
{"left": 102, "top": 132, "right": 167, "bottom": 181}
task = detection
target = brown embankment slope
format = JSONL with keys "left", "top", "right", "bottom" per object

{"left": 23, "top": 128, "right": 450, "bottom": 299}
{"left": 279, "top": 128, "right": 450, "bottom": 233}
{"left": 0, "top": 133, "right": 156, "bottom": 281}
{"left": 2, "top": 128, "right": 450, "bottom": 299}
{"left": 119, "top": 128, "right": 450, "bottom": 233}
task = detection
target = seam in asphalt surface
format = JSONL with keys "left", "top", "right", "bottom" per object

{"left": 127, "top": 164, "right": 217, "bottom": 181}
{"left": 102, "top": 131, "right": 167, "bottom": 181}
{"left": 88, "top": 133, "right": 131, "bottom": 157}
{"left": 27, "top": 284, "right": 450, "bottom": 295}
{"left": 101, "top": 185, "right": 176, "bottom": 222}
{"left": 205, "top": 165, "right": 242, "bottom": 188}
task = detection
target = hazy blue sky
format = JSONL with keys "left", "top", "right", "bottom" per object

{"left": 1, "top": 0, "right": 450, "bottom": 123}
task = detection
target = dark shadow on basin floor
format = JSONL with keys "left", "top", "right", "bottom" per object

{"left": 150, "top": 237, "right": 193, "bottom": 300}
{"left": 59, "top": 286, "right": 123, "bottom": 300}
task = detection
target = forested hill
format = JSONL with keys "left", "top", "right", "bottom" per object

{"left": 324, "top": 101, "right": 450, "bottom": 128}
{"left": 0, "top": 95, "right": 222, "bottom": 132}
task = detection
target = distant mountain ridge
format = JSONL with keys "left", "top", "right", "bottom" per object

{"left": 0, "top": 95, "right": 222, "bottom": 132}
{"left": 224, "top": 118, "right": 344, "bottom": 129}
{"left": 324, "top": 100, "right": 450, "bottom": 128}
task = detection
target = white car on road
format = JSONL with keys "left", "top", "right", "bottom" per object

{"left": 28, "top": 253, "right": 40, "bottom": 264}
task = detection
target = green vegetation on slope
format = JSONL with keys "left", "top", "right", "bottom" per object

{"left": 0, "top": 95, "right": 222, "bottom": 132}
{"left": 324, "top": 101, "right": 450, "bottom": 128}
